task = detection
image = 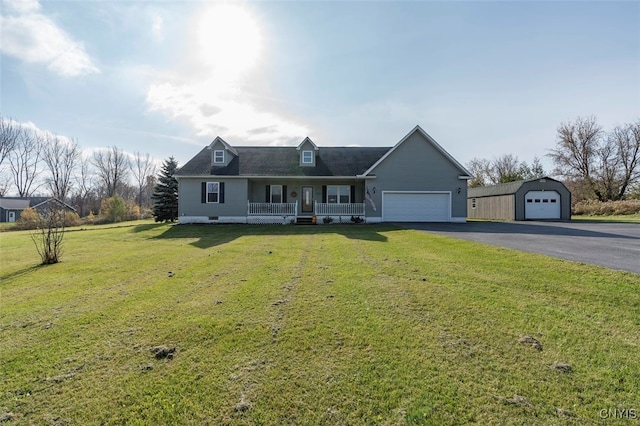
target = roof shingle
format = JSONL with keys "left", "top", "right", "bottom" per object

{"left": 175, "top": 146, "right": 391, "bottom": 177}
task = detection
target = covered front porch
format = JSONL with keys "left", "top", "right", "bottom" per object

{"left": 247, "top": 200, "right": 366, "bottom": 224}
{"left": 244, "top": 180, "right": 371, "bottom": 224}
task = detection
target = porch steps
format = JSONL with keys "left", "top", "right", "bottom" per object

{"left": 295, "top": 216, "right": 315, "bottom": 225}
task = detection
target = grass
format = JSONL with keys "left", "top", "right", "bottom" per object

{"left": 1, "top": 224, "right": 639, "bottom": 425}
{"left": 571, "top": 214, "right": 640, "bottom": 223}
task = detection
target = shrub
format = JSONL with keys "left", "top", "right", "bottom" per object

{"left": 101, "top": 196, "right": 127, "bottom": 223}
{"left": 15, "top": 208, "right": 40, "bottom": 230}
{"left": 64, "top": 211, "right": 81, "bottom": 227}
{"left": 573, "top": 199, "right": 640, "bottom": 216}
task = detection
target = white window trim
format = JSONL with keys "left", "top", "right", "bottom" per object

{"left": 207, "top": 182, "right": 220, "bottom": 203}
{"left": 214, "top": 150, "right": 225, "bottom": 164}
{"left": 302, "top": 150, "right": 313, "bottom": 164}
{"left": 327, "top": 185, "right": 350, "bottom": 204}
{"left": 271, "top": 184, "right": 283, "bottom": 204}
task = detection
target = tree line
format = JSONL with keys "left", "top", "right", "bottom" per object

{"left": 549, "top": 116, "right": 640, "bottom": 202}
{"left": 466, "top": 116, "right": 640, "bottom": 203}
{"left": 466, "top": 154, "right": 546, "bottom": 188}
{"left": 0, "top": 116, "right": 163, "bottom": 218}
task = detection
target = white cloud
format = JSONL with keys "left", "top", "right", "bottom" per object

{"left": 151, "top": 14, "right": 164, "bottom": 41}
{"left": 145, "top": 4, "right": 309, "bottom": 146}
{"left": 0, "top": 0, "right": 99, "bottom": 76}
{"left": 147, "top": 79, "right": 309, "bottom": 145}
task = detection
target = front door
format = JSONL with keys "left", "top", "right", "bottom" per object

{"left": 301, "top": 186, "right": 314, "bottom": 213}
{"left": 8, "top": 211, "right": 15, "bottom": 222}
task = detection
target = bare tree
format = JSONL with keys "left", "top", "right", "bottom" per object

{"left": 92, "top": 146, "right": 129, "bottom": 197}
{"left": 0, "top": 116, "right": 21, "bottom": 166}
{"left": 0, "top": 172, "right": 11, "bottom": 196}
{"left": 467, "top": 154, "right": 544, "bottom": 187}
{"left": 31, "top": 200, "right": 67, "bottom": 264}
{"left": 130, "top": 152, "right": 157, "bottom": 209}
{"left": 609, "top": 121, "right": 640, "bottom": 199}
{"left": 42, "top": 135, "right": 80, "bottom": 201}
{"left": 72, "top": 155, "right": 95, "bottom": 217}
{"left": 548, "top": 116, "right": 602, "bottom": 198}
{"left": 492, "top": 154, "right": 523, "bottom": 184}
{"left": 549, "top": 116, "right": 640, "bottom": 201}
{"left": 8, "top": 126, "right": 42, "bottom": 197}
{"left": 466, "top": 157, "right": 492, "bottom": 187}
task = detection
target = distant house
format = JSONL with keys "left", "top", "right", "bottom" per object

{"left": 0, "top": 197, "right": 77, "bottom": 223}
{"left": 174, "top": 125, "right": 473, "bottom": 224}
{"left": 467, "top": 177, "right": 571, "bottom": 221}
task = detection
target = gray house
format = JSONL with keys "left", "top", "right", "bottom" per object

{"left": 175, "top": 125, "right": 473, "bottom": 224}
{"left": 0, "top": 197, "right": 77, "bottom": 222}
{"left": 467, "top": 177, "right": 571, "bottom": 221}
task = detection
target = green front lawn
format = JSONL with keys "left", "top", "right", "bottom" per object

{"left": 1, "top": 224, "right": 638, "bottom": 424}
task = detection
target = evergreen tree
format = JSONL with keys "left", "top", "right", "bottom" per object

{"left": 152, "top": 157, "right": 179, "bottom": 222}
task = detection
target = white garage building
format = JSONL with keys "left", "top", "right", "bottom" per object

{"left": 467, "top": 177, "right": 571, "bottom": 221}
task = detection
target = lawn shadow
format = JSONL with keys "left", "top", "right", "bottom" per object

{"left": 131, "top": 222, "right": 170, "bottom": 233}
{"left": 0, "top": 264, "right": 42, "bottom": 282}
{"left": 154, "top": 224, "right": 392, "bottom": 249}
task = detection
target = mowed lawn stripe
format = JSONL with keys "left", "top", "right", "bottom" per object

{"left": 1, "top": 223, "right": 639, "bottom": 425}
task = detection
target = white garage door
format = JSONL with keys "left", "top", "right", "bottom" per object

{"left": 383, "top": 192, "right": 450, "bottom": 222}
{"left": 525, "top": 191, "right": 560, "bottom": 219}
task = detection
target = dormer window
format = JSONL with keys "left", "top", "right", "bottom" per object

{"left": 302, "top": 150, "right": 313, "bottom": 164}
{"left": 214, "top": 150, "right": 225, "bottom": 164}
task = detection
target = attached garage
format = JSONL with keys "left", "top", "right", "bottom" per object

{"left": 468, "top": 177, "right": 571, "bottom": 221}
{"left": 382, "top": 191, "right": 451, "bottom": 222}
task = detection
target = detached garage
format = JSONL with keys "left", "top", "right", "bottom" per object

{"left": 467, "top": 177, "right": 571, "bottom": 221}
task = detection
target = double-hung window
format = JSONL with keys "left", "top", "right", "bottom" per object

{"left": 302, "top": 150, "right": 313, "bottom": 164}
{"left": 327, "top": 185, "right": 350, "bottom": 204}
{"left": 207, "top": 182, "right": 220, "bottom": 203}
{"left": 270, "top": 185, "right": 283, "bottom": 203}
{"left": 214, "top": 150, "right": 225, "bottom": 164}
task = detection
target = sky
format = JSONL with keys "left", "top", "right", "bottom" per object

{"left": 1, "top": 0, "right": 639, "bottom": 176}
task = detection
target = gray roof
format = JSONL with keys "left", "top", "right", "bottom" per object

{"left": 175, "top": 146, "right": 391, "bottom": 177}
{"left": 0, "top": 198, "right": 31, "bottom": 209}
{"left": 0, "top": 197, "right": 76, "bottom": 211}
{"left": 468, "top": 177, "right": 563, "bottom": 197}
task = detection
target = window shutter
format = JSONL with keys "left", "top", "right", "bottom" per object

{"left": 266, "top": 185, "right": 270, "bottom": 203}
{"left": 350, "top": 186, "right": 355, "bottom": 203}
{"left": 219, "top": 182, "right": 225, "bottom": 204}
{"left": 283, "top": 185, "right": 288, "bottom": 203}
{"left": 322, "top": 186, "right": 327, "bottom": 203}
{"left": 201, "top": 182, "right": 207, "bottom": 203}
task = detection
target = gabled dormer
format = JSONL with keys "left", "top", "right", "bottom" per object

{"left": 296, "top": 137, "right": 319, "bottom": 167}
{"left": 208, "top": 137, "right": 238, "bottom": 168}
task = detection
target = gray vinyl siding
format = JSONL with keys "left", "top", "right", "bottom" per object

{"left": 210, "top": 140, "right": 233, "bottom": 168}
{"left": 298, "top": 140, "right": 316, "bottom": 167}
{"left": 178, "top": 177, "right": 368, "bottom": 218}
{"left": 178, "top": 178, "right": 248, "bottom": 217}
{"left": 366, "top": 131, "right": 468, "bottom": 219}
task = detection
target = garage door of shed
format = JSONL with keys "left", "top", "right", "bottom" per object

{"left": 525, "top": 191, "right": 560, "bottom": 219}
{"left": 382, "top": 192, "right": 451, "bottom": 222}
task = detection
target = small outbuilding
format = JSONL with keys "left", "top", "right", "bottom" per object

{"left": 0, "top": 197, "right": 77, "bottom": 222}
{"left": 467, "top": 177, "right": 571, "bottom": 221}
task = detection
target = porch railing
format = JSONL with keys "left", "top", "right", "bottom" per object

{"left": 315, "top": 202, "right": 365, "bottom": 216}
{"left": 248, "top": 201, "right": 297, "bottom": 216}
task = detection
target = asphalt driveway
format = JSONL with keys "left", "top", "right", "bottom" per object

{"left": 401, "top": 221, "right": 640, "bottom": 274}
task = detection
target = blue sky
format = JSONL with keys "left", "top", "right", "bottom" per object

{"left": 1, "top": 0, "right": 638, "bottom": 172}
